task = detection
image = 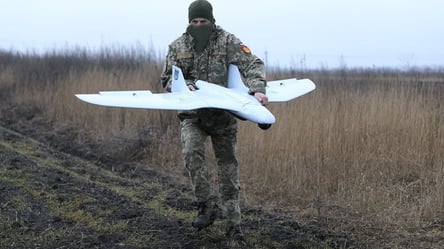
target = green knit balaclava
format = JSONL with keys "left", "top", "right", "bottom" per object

{"left": 187, "top": 0, "right": 215, "bottom": 53}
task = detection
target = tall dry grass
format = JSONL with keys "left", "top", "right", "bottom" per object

{"left": 239, "top": 70, "right": 443, "bottom": 227}
{"left": 1, "top": 47, "right": 443, "bottom": 230}
{"left": 0, "top": 46, "right": 180, "bottom": 166}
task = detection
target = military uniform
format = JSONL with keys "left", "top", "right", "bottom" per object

{"left": 160, "top": 5, "right": 266, "bottom": 229}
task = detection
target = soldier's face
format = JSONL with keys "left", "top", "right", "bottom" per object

{"left": 190, "top": 18, "right": 210, "bottom": 26}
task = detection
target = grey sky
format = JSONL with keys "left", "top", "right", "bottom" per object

{"left": 1, "top": 0, "right": 443, "bottom": 68}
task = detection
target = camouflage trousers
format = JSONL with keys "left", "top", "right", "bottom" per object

{"left": 180, "top": 110, "right": 241, "bottom": 226}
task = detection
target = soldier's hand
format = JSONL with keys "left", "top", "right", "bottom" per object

{"left": 254, "top": 92, "right": 269, "bottom": 105}
{"left": 187, "top": 83, "right": 198, "bottom": 91}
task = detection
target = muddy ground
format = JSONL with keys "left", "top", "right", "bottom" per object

{"left": 0, "top": 105, "right": 442, "bottom": 249}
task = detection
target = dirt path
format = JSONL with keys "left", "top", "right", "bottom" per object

{"left": 0, "top": 124, "right": 350, "bottom": 249}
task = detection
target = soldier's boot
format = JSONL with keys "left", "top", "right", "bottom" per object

{"left": 192, "top": 202, "right": 216, "bottom": 229}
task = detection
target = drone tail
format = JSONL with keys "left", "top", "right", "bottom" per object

{"left": 171, "top": 66, "right": 189, "bottom": 93}
{"left": 227, "top": 64, "right": 249, "bottom": 92}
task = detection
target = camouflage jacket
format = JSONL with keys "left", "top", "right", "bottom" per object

{"left": 160, "top": 25, "right": 266, "bottom": 94}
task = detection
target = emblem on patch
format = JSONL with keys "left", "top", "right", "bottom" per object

{"left": 240, "top": 43, "right": 251, "bottom": 55}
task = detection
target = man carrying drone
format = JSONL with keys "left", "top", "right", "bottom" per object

{"left": 160, "top": 0, "right": 268, "bottom": 245}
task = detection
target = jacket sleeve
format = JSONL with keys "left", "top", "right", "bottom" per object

{"left": 226, "top": 35, "right": 267, "bottom": 94}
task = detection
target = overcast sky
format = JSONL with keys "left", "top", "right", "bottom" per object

{"left": 1, "top": 0, "right": 443, "bottom": 68}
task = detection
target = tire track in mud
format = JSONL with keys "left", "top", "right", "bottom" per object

{"left": 0, "top": 125, "right": 348, "bottom": 249}
{"left": 0, "top": 125, "right": 191, "bottom": 248}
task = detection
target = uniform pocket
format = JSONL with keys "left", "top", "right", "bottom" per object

{"left": 197, "top": 109, "right": 233, "bottom": 131}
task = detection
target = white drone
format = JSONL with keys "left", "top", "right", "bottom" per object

{"left": 76, "top": 65, "right": 316, "bottom": 130}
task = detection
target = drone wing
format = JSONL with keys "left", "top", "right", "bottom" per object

{"left": 76, "top": 65, "right": 208, "bottom": 110}
{"left": 226, "top": 64, "right": 315, "bottom": 102}
{"left": 266, "top": 78, "right": 316, "bottom": 102}
{"left": 75, "top": 90, "right": 208, "bottom": 111}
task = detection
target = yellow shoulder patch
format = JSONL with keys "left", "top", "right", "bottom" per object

{"left": 240, "top": 44, "right": 251, "bottom": 55}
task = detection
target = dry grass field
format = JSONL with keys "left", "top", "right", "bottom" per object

{"left": 1, "top": 47, "right": 443, "bottom": 247}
